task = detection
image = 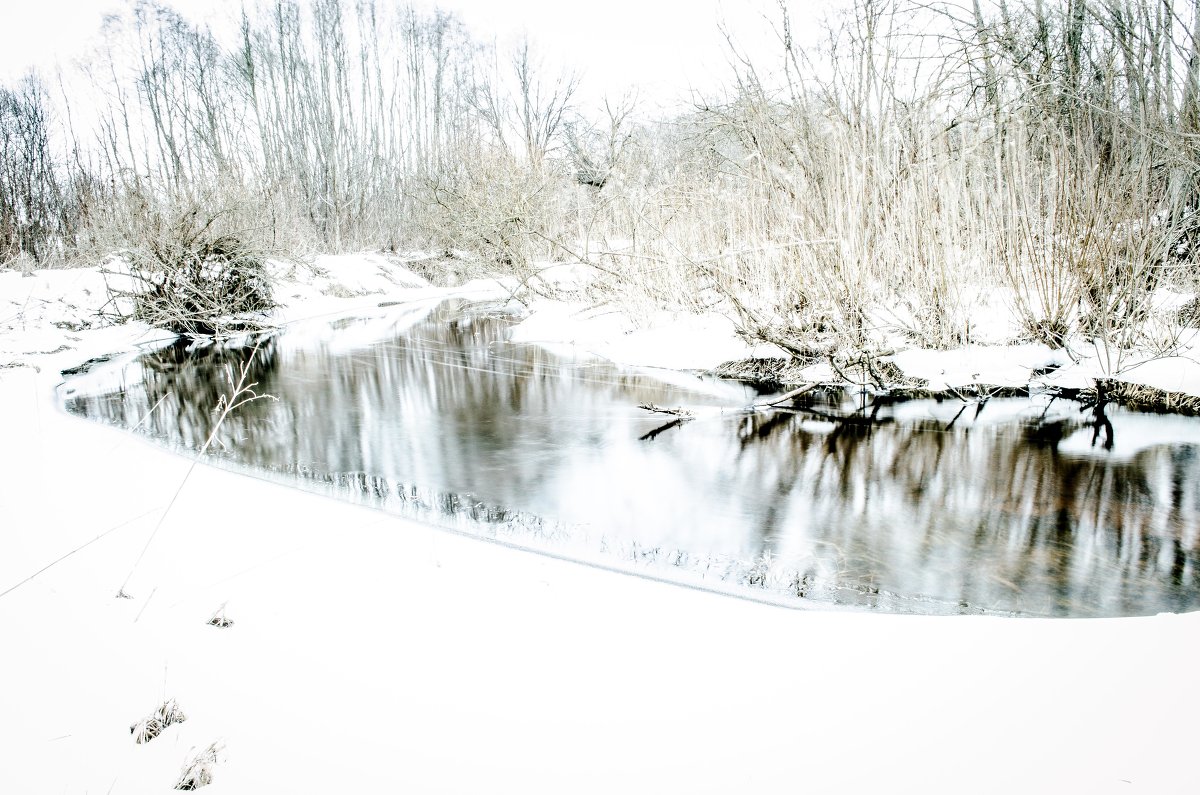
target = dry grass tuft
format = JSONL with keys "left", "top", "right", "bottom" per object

{"left": 1177, "top": 297, "right": 1200, "bottom": 329}
{"left": 175, "top": 742, "right": 221, "bottom": 790}
{"left": 130, "top": 699, "right": 187, "bottom": 744}
{"left": 206, "top": 604, "right": 234, "bottom": 628}
{"left": 709, "top": 357, "right": 814, "bottom": 386}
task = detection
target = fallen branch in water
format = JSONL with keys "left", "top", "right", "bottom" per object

{"left": 639, "top": 418, "right": 688, "bottom": 441}
{"left": 637, "top": 403, "right": 695, "bottom": 442}
{"left": 638, "top": 403, "right": 695, "bottom": 417}
{"left": 753, "top": 382, "right": 820, "bottom": 408}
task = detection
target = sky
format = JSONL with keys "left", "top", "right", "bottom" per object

{"left": 0, "top": 0, "right": 843, "bottom": 107}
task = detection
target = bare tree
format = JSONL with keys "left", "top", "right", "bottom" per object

{"left": 0, "top": 75, "right": 68, "bottom": 264}
{"left": 564, "top": 93, "right": 636, "bottom": 188}
{"left": 470, "top": 36, "right": 577, "bottom": 166}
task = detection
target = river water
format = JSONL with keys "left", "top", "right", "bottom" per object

{"left": 59, "top": 299, "right": 1200, "bottom": 617}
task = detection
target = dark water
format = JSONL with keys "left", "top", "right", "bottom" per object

{"left": 60, "top": 300, "right": 1200, "bottom": 616}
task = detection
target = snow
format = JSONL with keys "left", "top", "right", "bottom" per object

{"left": 509, "top": 299, "right": 777, "bottom": 371}
{"left": 1058, "top": 411, "right": 1200, "bottom": 461}
{"left": 889, "top": 344, "right": 1068, "bottom": 391}
{"left": 2, "top": 256, "right": 1199, "bottom": 793}
{"left": 1099, "top": 345, "right": 1200, "bottom": 396}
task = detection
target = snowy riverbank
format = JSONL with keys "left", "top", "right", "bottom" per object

{"left": 2, "top": 257, "right": 1199, "bottom": 793}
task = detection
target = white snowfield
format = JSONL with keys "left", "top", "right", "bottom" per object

{"left": 1, "top": 257, "right": 1198, "bottom": 794}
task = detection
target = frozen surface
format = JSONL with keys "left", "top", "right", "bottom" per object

{"left": 62, "top": 306, "right": 1200, "bottom": 617}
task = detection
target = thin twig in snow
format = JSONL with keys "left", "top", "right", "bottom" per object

{"left": 0, "top": 507, "right": 162, "bottom": 601}
{"left": 116, "top": 344, "right": 276, "bottom": 595}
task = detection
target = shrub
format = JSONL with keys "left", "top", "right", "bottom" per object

{"left": 104, "top": 201, "right": 276, "bottom": 336}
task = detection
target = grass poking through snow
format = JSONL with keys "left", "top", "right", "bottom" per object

{"left": 130, "top": 699, "right": 187, "bottom": 744}
{"left": 175, "top": 742, "right": 221, "bottom": 790}
{"left": 207, "top": 603, "right": 234, "bottom": 628}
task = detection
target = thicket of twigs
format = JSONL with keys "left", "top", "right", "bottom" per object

{"left": 2, "top": 0, "right": 1200, "bottom": 357}
{"left": 100, "top": 198, "right": 275, "bottom": 335}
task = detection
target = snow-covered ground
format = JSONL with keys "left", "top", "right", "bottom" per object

{"left": 2, "top": 256, "right": 1199, "bottom": 793}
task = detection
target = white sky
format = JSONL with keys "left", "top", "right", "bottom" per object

{"left": 0, "top": 0, "right": 842, "bottom": 107}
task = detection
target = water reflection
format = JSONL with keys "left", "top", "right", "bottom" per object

{"left": 60, "top": 300, "right": 1200, "bottom": 616}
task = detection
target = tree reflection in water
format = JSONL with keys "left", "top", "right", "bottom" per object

{"left": 62, "top": 300, "right": 1200, "bottom": 616}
